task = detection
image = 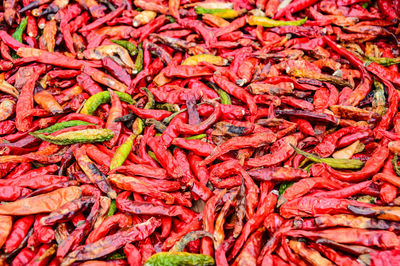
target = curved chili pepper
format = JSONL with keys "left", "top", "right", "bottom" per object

{"left": 325, "top": 139, "right": 389, "bottom": 182}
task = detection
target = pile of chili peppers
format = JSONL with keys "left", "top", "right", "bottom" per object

{"left": 0, "top": 0, "right": 400, "bottom": 265}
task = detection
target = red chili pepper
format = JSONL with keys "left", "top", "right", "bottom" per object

{"left": 4, "top": 215, "right": 34, "bottom": 253}
{"left": 212, "top": 75, "right": 257, "bottom": 116}
{"left": 127, "top": 104, "right": 172, "bottom": 121}
{"left": 326, "top": 139, "right": 389, "bottom": 182}
{"left": 86, "top": 213, "right": 132, "bottom": 244}
{"left": 124, "top": 243, "right": 142, "bottom": 266}
{"left": 79, "top": 5, "right": 125, "bottom": 32}
{"left": 11, "top": 247, "right": 36, "bottom": 266}
{"left": 173, "top": 148, "right": 213, "bottom": 201}
{"left": 229, "top": 190, "right": 278, "bottom": 260}
{"left": 377, "top": 0, "right": 398, "bottom": 21}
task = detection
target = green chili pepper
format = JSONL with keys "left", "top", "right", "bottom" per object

{"left": 291, "top": 145, "right": 364, "bottom": 169}
{"left": 144, "top": 252, "right": 215, "bottom": 266}
{"left": 143, "top": 87, "right": 155, "bottom": 109}
{"left": 33, "top": 120, "right": 95, "bottom": 134}
{"left": 148, "top": 151, "right": 159, "bottom": 163}
{"left": 365, "top": 55, "right": 400, "bottom": 66}
{"left": 207, "top": 82, "right": 231, "bottom": 105}
{"left": 216, "top": 89, "right": 232, "bottom": 105}
{"left": 107, "top": 250, "right": 126, "bottom": 260}
{"left": 111, "top": 39, "right": 137, "bottom": 56}
{"left": 30, "top": 128, "right": 114, "bottom": 145}
{"left": 185, "top": 134, "right": 207, "bottom": 140}
{"left": 194, "top": 7, "right": 241, "bottom": 19}
{"left": 156, "top": 103, "right": 180, "bottom": 112}
{"left": 171, "top": 231, "right": 215, "bottom": 252}
{"left": 110, "top": 119, "right": 144, "bottom": 170}
{"left": 133, "top": 118, "right": 145, "bottom": 135}
{"left": 109, "top": 134, "right": 136, "bottom": 171}
{"left": 163, "top": 108, "right": 187, "bottom": 124}
{"left": 12, "top": 17, "right": 28, "bottom": 43}
{"left": 355, "top": 195, "right": 377, "bottom": 204}
{"left": 361, "top": 2, "right": 369, "bottom": 8}
{"left": 279, "top": 182, "right": 294, "bottom": 195}
{"left": 248, "top": 16, "right": 308, "bottom": 27}
{"left": 302, "top": 163, "right": 314, "bottom": 173}
{"left": 134, "top": 43, "right": 144, "bottom": 74}
{"left": 145, "top": 231, "right": 215, "bottom": 266}
{"left": 107, "top": 199, "right": 117, "bottom": 217}
{"left": 373, "top": 79, "right": 386, "bottom": 116}
{"left": 393, "top": 154, "right": 400, "bottom": 176}
{"left": 80, "top": 91, "right": 135, "bottom": 115}
{"left": 166, "top": 15, "right": 176, "bottom": 23}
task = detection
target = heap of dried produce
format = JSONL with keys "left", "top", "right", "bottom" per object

{"left": 0, "top": 0, "right": 400, "bottom": 265}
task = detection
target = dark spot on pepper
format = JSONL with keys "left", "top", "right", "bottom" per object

{"left": 88, "top": 163, "right": 107, "bottom": 179}
{"left": 226, "top": 125, "right": 248, "bottom": 136}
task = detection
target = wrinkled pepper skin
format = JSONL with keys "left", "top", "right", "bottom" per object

{"left": 144, "top": 252, "right": 215, "bottom": 266}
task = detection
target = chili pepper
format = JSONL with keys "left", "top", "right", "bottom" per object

{"left": 76, "top": 74, "right": 103, "bottom": 96}
{"left": 109, "top": 134, "right": 136, "bottom": 170}
{"left": 101, "top": 57, "right": 132, "bottom": 86}
{"left": 325, "top": 139, "right": 389, "bottom": 182}
{"left": 11, "top": 247, "right": 36, "bottom": 265}
{"left": 249, "top": 16, "right": 308, "bottom": 27}
{"left": 0, "top": 215, "right": 12, "bottom": 249}
{"left": 278, "top": 177, "right": 342, "bottom": 206}
{"left": 188, "top": 153, "right": 209, "bottom": 186}
{"left": 280, "top": 196, "right": 373, "bottom": 219}
{"left": 377, "top": 0, "right": 398, "bottom": 22}
{"left": 133, "top": 42, "right": 144, "bottom": 74}
{"left": 195, "top": 7, "right": 242, "bottom": 19}
{"left": 288, "top": 240, "right": 332, "bottom": 266}
{"left": 248, "top": 166, "right": 309, "bottom": 182}
{"left": 274, "top": 0, "right": 319, "bottom": 19}
{"left": 82, "top": 65, "right": 128, "bottom": 93}
{"left": 12, "top": 17, "right": 29, "bottom": 43}
{"left": 31, "top": 128, "right": 114, "bottom": 145}
{"left": 80, "top": 5, "right": 125, "bottom": 32}
{"left": 117, "top": 191, "right": 196, "bottom": 223}
{"left": 0, "top": 30, "right": 29, "bottom": 50}
{"left": 292, "top": 145, "right": 364, "bottom": 169}
{"left": 124, "top": 243, "right": 141, "bottom": 266}
{"left": 86, "top": 213, "right": 132, "bottom": 244}
{"left": 360, "top": 249, "right": 400, "bottom": 266}
{"left": 17, "top": 48, "right": 100, "bottom": 69}
{"left": 0, "top": 186, "right": 31, "bottom": 201}
{"left": 127, "top": 105, "right": 172, "bottom": 121}
{"left": 73, "top": 146, "right": 116, "bottom": 198}
{"left": 40, "top": 197, "right": 95, "bottom": 226}
{"left": 61, "top": 217, "right": 160, "bottom": 265}
{"left": 1, "top": 2, "right": 400, "bottom": 264}
{"left": 111, "top": 39, "right": 137, "bottom": 56}
{"left": 201, "top": 132, "right": 276, "bottom": 166}
{"left": 179, "top": 18, "right": 217, "bottom": 47}
{"left": 109, "top": 174, "right": 175, "bottom": 204}
{"left": 144, "top": 252, "right": 215, "bottom": 266}
{"left": 173, "top": 148, "right": 213, "bottom": 201}
{"left": 41, "top": 19, "right": 57, "bottom": 52}
{"left": 200, "top": 189, "right": 226, "bottom": 256}
{"left": 111, "top": 164, "right": 168, "bottom": 180}
{"left": 211, "top": 75, "right": 257, "bottom": 115}
{"left": 229, "top": 190, "right": 278, "bottom": 260}
{"left": 0, "top": 187, "right": 82, "bottom": 215}
{"left": 16, "top": 68, "right": 44, "bottom": 132}
{"left": 287, "top": 228, "right": 399, "bottom": 249}
{"left": 33, "top": 121, "right": 95, "bottom": 134}
{"left": 80, "top": 91, "right": 134, "bottom": 115}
